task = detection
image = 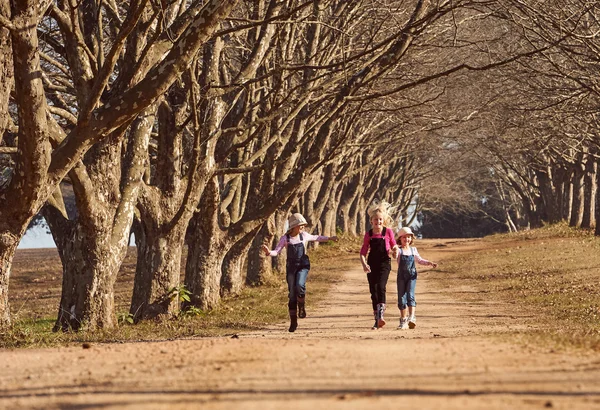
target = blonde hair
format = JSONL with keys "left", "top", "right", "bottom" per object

{"left": 367, "top": 200, "right": 396, "bottom": 227}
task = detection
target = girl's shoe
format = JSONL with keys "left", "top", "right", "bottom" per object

{"left": 298, "top": 296, "right": 306, "bottom": 318}
{"left": 398, "top": 317, "right": 409, "bottom": 330}
{"left": 377, "top": 303, "right": 386, "bottom": 328}
{"left": 289, "top": 316, "right": 298, "bottom": 332}
{"left": 298, "top": 303, "right": 306, "bottom": 318}
{"left": 289, "top": 310, "right": 298, "bottom": 332}
{"left": 408, "top": 315, "right": 417, "bottom": 329}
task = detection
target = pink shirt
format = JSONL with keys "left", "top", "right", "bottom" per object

{"left": 397, "top": 247, "right": 432, "bottom": 266}
{"left": 268, "top": 233, "right": 330, "bottom": 257}
{"left": 359, "top": 228, "right": 397, "bottom": 256}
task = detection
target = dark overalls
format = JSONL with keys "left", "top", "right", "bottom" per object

{"left": 367, "top": 228, "right": 391, "bottom": 323}
{"left": 397, "top": 247, "right": 417, "bottom": 310}
{"left": 286, "top": 233, "right": 310, "bottom": 314}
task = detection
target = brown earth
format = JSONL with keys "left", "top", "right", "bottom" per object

{"left": 1, "top": 239, "right": 600, "bottom": 410}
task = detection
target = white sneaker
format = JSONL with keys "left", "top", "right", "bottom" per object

{"left": 398, "top": 317, "right": 409, "bottom": 330}
{"left": 408, "top": 315, "right": 417, "bottom": 329}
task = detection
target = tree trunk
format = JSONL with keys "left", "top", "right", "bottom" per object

{"left": 0, "top": 233, "right": 19, "bottom": 326}
{"left": 581, "top": 155, "right": 596, "bottom": 229}
{"left": 563, "top": 177, "right": 573, "bottom": 222}
{"left": 185, "top": 221, "right": 226, "bottom": 310}
{"left": 569, "top": 161, "right": 585, "bottom": 227}
{"left": 0, "top": 0, "right": 12, "bottom": 144}
{"left": 595, "top": 158, "right": 600, "bottom": 236}
{"left": 246, "top": 220, "right": 274, "bottom": 285}
{"left": 536, "top": 168, "right": 560, "bottom": 224}
{"left": 130, "top": 224, "right": 186, "bottom": 320}
{"left": 221, "top": 233, "right": 255, "bottom": 295}
{"left": 51, "top": 219, "right": 129, "bottom": 331}
{"left": 272, "top": 209, "right": 288, "bottom": 274}
{"left": 357, "top": 198, "right": 368, "bottom": 234}
{"left": 184, "top": 179, "right": 226, "bottom": 309}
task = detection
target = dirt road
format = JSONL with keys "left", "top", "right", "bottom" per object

{"left": 1, "top": 240, "right": 600, "bottom": 409}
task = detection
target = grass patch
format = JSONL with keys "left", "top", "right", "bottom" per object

{"left": 437, "top": 222, "right": 600, "bottom": 351}
{"left": 1, "top": 237, "right": 355, "bottom": 349}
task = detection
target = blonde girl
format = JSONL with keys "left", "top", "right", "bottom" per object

{"left": 359, "top": 201, "right": 398, "bottom": 329}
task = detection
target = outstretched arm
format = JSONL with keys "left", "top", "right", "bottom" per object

{"left": 262, "top": 236, "right": 286, "bottom": 257}
{"left": 414, "top": 248, "right": 437, "bottom": 268}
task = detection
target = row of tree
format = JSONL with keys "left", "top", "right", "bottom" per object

{"left": 1, "top": 0, "right": 598, "bottom": 330}
{"left": 411, "top": 1, "right": 600, "bottom": 237}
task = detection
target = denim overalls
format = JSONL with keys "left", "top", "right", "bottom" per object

{"left": 286, "top": 233, "right": 310, "bottom": 311}
{"left": 367, "top": 228, "right": 391, "bottom": 314}
{"left": 397, "top": 247, "right": 417, "bottom": 310}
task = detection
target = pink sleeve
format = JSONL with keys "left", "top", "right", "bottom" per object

{"left": 388, "top": 229, "right": 397, "bottom": 248}
{"left": 269, "top": 235, "right": 287, "bottom": 257}
{"left": 360, "top": 233, "right": 370, "bottom": 256}
{"left": 413, "top": 248, "right": 431, "bottom": 265}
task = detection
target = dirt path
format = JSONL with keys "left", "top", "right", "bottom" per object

{"left": 2, "top": 240, "right": 600, "bottom": 410}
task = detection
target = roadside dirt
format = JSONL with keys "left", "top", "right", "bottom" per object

{"left": 1, "top": 239, "right": 600, "bottom": 410}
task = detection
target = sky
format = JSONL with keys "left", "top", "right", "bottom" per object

{"left": 18, "top": 223, "right": 56, "bottom": 249}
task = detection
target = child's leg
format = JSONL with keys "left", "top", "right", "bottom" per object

{"left": 366, "top": 271, "right": 379, "bottom": 328}
{"left": 397, "top": 274, "right": 408, "bottom": 318}
{"left": 296, "top": 268, "right": 309, "bottom": 318}
{"left": 375, "top": 262, "right": 391, "bottom": 328}
{"left": 397, "top": 274, "right": 409, "bottom": 329}
{"left": 407, "top": 277, "right": 417, "bottom": 328}
{"left": 366, "top": 272, "right": 378, "bottom": 312}
{"left": 286, "top": 268, "right": 298, "bottom": 332}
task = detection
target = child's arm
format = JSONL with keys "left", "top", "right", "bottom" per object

{"left": 360, "top": 253, "right": 371, "bottom": 273}
{"left": 413, "top": 248, "right": 437, "bottom": 268}
{"left": 360, "top": 234, "right": 370, "bottom": 273}
{"left": 388, "top": 229, "right": 399, "bottom": 259}
{"left": 306, "top": 233, "right": 339, "bottom": 243}
{"left": 262, "top": 236, "right": 286, "bottom": 257}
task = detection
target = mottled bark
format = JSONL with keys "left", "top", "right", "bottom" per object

{"left": 0, "top": 234, "right": 18, "bottom": 326}
{"left": 0, "top": 0, "right": 12, "bottom": 144}
{"left": 346, "top": 192, "right": 361, "bottom": 236}
{"left": 185, "top": 229, "right": 226, "bottom": 310}
{"left": 48, "top": 215, "right": 129, "bottom": 332}
{"left": 130, "top": 221, "right": 186, "bottom": 320}
{"left": 246, "top": 219, "right": 275, "bottom": 285}
{"left": 184, "top": 179, "right": 226, "bottom": 309}
{"left": 0, "top": 0, "right": 51, "bottom": 326}
{"left": 272, "top": 210, "right": 288, "bottom": 274}
{"left": 536, "top": 168, "right": 560, "bottom": 224}
{"left": 581, "top": 155, "right": 596, "bottom": 229}
{"left": 357, "top": 197, "right": 367, "bottom": 234}
{"left": 221, "top": 233, "right": 255, "bottom": 295}
{"left": 595, "top": 159, "right": 600, "bottom": 236}
{"left": 338, "top": 174, "right": 360, "bottom": 234}
{"left": 569, "top": 160, "right": 585, "bottom": 227}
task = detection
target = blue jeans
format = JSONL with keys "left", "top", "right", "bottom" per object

{"left": 287, "top": 267, "right": 309, "bottom": 311}
{"left": 397, "top": 273, "right": 417, "bottom": 310}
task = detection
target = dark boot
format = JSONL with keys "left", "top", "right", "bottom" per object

{"left": 297, "top": 296, "right": 306, "bottom": 318}
{"left": 377, "top": 303, "right": 386, "bottom": 328}
{"left": 289, "top": 310, "right": 298, "bottom": 332}
{"left": 372, "top": 310, "right": 378, "bottom": 330}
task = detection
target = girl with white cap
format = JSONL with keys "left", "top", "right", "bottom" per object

{"left": 263, "top": 213, "right": 338, "bottom": 332}
{"left": 396, "top": 226, "right": 437, "bottom": 329}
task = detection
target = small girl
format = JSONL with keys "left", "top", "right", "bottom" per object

{"left": 359, "top": 201, "right": 398, "bottom": 330}
{"left": 263, "top": 213, "right": 338, "bottom": 332}
{"left": 396, "top": 227, "right": 437, "bottom": 330}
